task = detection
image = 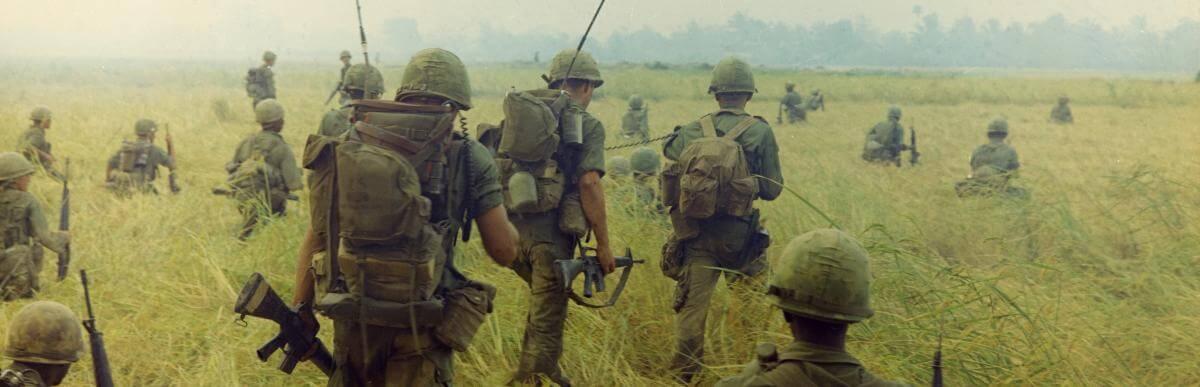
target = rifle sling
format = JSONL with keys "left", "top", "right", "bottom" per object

{"left": 565, "top": 264, "right": 635, "bottom": 309}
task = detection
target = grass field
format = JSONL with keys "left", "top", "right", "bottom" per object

{"left": 0, "top": 59, "right": 1198, "bottom": 386}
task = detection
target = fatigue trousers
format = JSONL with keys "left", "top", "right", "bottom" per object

{"left": 329, "top": 320, "right": 453, "bottom": 387}
{"left": 237, "top": 189, "right": 287, "bottom": 240}
{"left": 508, "top": 222, "right": 575, "bottom": 385}
{"left": 670, "top": 237, "right": 755, "bottom": 383}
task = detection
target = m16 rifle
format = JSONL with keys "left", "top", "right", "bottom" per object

{"left": 554, "top": 246, "right": 643, "bottom": 308}
{"left": 234, "top": 272, "right": 336, "bottom": 376}
{"left": 56, "top": 159, "right": 70, "bottom": 281}
{"left": 80, "top": 270, "right": 114, "bottom": 387}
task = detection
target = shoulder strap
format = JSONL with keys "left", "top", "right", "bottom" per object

{"left": 725, "top": 117, "right": 758, "bottom": 140}
{"left": 699, "top": 116, "right": 717, "bottom": 138}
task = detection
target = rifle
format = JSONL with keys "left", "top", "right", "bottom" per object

{"left": 323, "top": 81, "right": 344, "bottom": 106}
{"left": 81, "top": 270, "right": 115, "bottom": 387}
{"left": 910, "top": 118, "right": 921, "bottom": 166}
{"left": 554, "top": 246, "right": 643, "bottom": 308}
{"left": 56, "top": 158, "right": 70, "bottom": 281}
{"left": 165, "top": 124, "right": 181, "bottom": 193}
{"left": 234, "top": 272, "right": 336, "bottom": 376}
{"left": 776, "top": 103, "right": 783, "bottom": 124}
{"left": 931, "top": 332, "right": 943, "bottom": 387}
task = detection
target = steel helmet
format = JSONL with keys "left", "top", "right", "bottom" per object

{"left": 254, "top": 99, "right": 285, "bottom": 124}
{"left": 545, "top": 49, "right": 603, "bottom": 88}
{"left": 3, "top": 301, "right": 84, "bottom": 365}
{"left": 0, "top": 152, "right": 36, "bottom": 181}
{"left": 987, "top": 118, "right": 1009, "bottom": 136}
{"left": 263, "top": 51, "right": 277, "bottom": 62}
{"left": 629, "top": 147, "right": 661, "bottom": 175}
{"left": 768, "top": 229, "right": 875, "bottom": 324}
{"left": 396, "top": 48, "right": 473, "bottom": 110}
{"left": 342, "top": 64, "right": 385, "bottom": 97}
{"left": 29, "top": 106, "right": 52, "bottom": 122}
{"left": 887, "top": 106, "right": 902, "bottom": 120}
{"left": 135, "top": 119, "right": 158, "bottom": 136}
{"left": 607, "top": 156, "right": 632, "bottom": 177}
{"left": 628, "top": 95, "right": 644, "bottom": 109}
{"left": 708, "top": 57, "right": 757, "bottom": 95}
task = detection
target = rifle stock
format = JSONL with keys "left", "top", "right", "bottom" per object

{"left": 234, "top": 273, "right": 336, "bottom": 376}
{"left": 81, "top": 270, "right": 114, "bottom": 387}
{"left": 57, "top": 159, "right": 70, "bottom": 281}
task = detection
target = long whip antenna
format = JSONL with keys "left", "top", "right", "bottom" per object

{"left": 561, "top": 0, "right": 606, "bottom": 84}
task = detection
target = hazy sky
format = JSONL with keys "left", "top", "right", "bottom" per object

{"left": 1, "top": 0, "right": 1196, "bottom": 60}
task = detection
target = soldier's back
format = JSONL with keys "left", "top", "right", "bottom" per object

{"left": 970, "top": 142, "right": 1018, "bottom": 172}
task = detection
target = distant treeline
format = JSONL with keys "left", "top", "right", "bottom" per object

{"left": 388, "top": 13, "right": 1200, "bottom": 72}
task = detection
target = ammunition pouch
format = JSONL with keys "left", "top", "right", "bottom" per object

{"left": 557, "top": 191, "right": 588, "bottom": 238}
{"left": 315, "top": 292, "right": 445, "bottom": 329}
{"left": 434, "top": 281, "right": 497, "bottom": 352}
{"left": 660, "top": 236, "right": 686, "bottom": 280}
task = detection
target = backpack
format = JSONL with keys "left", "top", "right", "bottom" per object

{"left": 494, "top": 89, "right": 583, "bottom": 218}
{"left": 117, "top": 140, "right": 151, "bottom": 173}
{"left": 244, "top": 67, "right": 262, "bottom": 97}
{"left": 303, "top": 100, "right": 479, "bottom": 333}
{"left": 662, "top": 115, "right": 760, "bottom": 221}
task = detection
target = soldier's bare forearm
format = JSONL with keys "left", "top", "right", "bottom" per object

{"left": 292, "top": 228, "right": 319, "bottom": 306}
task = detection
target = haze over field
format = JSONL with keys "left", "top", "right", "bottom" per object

{"left": 1, "top": 0, "right": 1198, "bottom": 72}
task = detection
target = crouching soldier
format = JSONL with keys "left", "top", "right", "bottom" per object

{"left": 0, "top": 152, "right": 69, "bottom": 299}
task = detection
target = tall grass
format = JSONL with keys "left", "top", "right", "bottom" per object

{"left": 0, "top": 61, "right": 1197, "bottom": 386}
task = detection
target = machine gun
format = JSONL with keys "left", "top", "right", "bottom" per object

{"left": 81, "top": 270, "right": 114, "bottom": 387}
{"left": 234, "top": 273, "right": 336, "bottom": 376}
{"left": 56, "top": 159, "right": 70, "bottom": 281}
{"left": 554, "top": 246, "right": 643, "bottom": 308}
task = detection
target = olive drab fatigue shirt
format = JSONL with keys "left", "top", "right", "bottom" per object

{"left": 0, "top": 189, "right": 68, "bottom": 254}
{"left": 17, "top": 126, "right": 52, "bottom": 168}
{"left": 106, "top": 140, "right": 175, "bottom": 183}
{"left": 716, "top": 341, "right": 910, "bottom": 387}
{"left": 662, "top": 108, "right": 783, "bottom": 247}
{"left": 230, "top": 131, "right": 302, "bottom": 193}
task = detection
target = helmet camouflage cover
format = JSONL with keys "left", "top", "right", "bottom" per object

{"left": 629, "top": 147, "right": 661, "bottom": 175}
{"left": 0, "top": 152, "right": 36, "bottom": 181}
{"left": 607, "top": 156, "right": 632, "bottom": 177}
{"left": 135, "top": 118, "right": 158, "bottom": 136}
{"left": 29, "top": 106, "right": 52, "bottom": 122}
{"left": 396, "top": 48, "right": 473, "bottom": 110}
{"left": 254, "top": 99, "right": 285, "bottom": 124}
{"left": 988, "top": 118, "right": 1009, "bottom": 135}
{"left": 545, "top": 49, "right": 603, "bottom": 88}
{"left": 768, "top": 229, "right": 875, "bottom": 324}
{"left": 708, "top": 56, "right": 756, "bottom": 95}
{"left": 3, "top": 301, "right": 84, "bottom": 365}
{"left": 342, "top": 64, "right": 385, "bottom": 96}
{"left": 628, "top": 94, "right": 644, "bottom": 109}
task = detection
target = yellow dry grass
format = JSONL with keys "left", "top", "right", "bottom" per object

{"left": 0, "top": 60, "right": 1198, "bottom": 386}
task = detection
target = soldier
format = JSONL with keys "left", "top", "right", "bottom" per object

{"left": 506, "top": 48, "right": 615, "bottom": 386}
{"left": 661, "top": 56, "right": 783, "bottom": 383}
{"left": 318, "top": 64, "right": 384, "bottom": 137}
{"left": 246, "top": 51, "right": 277, "bottom": 109}
{"left": 621, "top": 95, "right": 650, "bottom": 142}
{"left": 862, "top": 107, "right": 907, "bottom": 165}
{"left": 807, "top": 89, "right": 825, "bottom": 111}
{"left": 956, "top": 118, "right": 1023, "bottom": 198}
{"left": 0, "top": 301, "right": 85, "bottom": 386}
{"left": 225, "top": 99, "right": 302, "bottom": 240}
{"left": 0, "top": 153, "right": 69, "bottom": 300}
{"left": 336, "top": 50, "right": 353, "bottom": 105}
{"left": 17, "top": 106, "right": 62, "bottom": 180}
{"left": 291, "top": 48, "right": 518, "bottom": 386}
{"left": 715, "top": 229, "right": 907, "bottom": 387}
{"left": 629, "top": 146, "right": 661, "bottom": 209}
{"left": 1050, "top": 96, "right": 1073, "bottom": 124}
{"left": 777, "top": 82, "right": 805, "bottom": 124}
{"left": 105, "top": 119, "right": 179, "bottom": 196}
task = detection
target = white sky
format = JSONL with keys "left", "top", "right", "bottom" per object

{"left": 1, "top": 0, "right": 1196, "bottom": 60}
